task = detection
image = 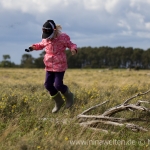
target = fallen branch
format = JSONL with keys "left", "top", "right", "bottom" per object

{"left": 78, "top": 89, "right": 150, "bottom": 133}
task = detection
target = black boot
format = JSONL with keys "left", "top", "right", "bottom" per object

{"left": 62, "top": 88, "right": 74, "bottom": 109}
{"left": 51, "top": 92, "right": 64, "bottom": 113}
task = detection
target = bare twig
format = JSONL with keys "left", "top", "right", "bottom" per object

{"left": 123, "top": 89, "right": 150, "bottom": 105}
{"left": 136, "top": 100, "right": 150, "bottom": 106}
{"left": 102, "top": 104, "right": 150, "bottom": 116}
{"left": 78, "top": 114, "right": 126, "bottom": 122}
{"left": 80, "top": 100, "right": 109, "bottom": 115}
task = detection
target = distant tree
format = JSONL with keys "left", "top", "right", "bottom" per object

{"left": 21, "top": 54, "right": 35, "bottom": 68}
{"left": 142, "top": 48, "right": 150, "bottom": 68}
{"left": 0, "top": 54, "right": 12, "bottom": 67}
{"left": 3, "top": 55, "right": 10, "bottom": 60}
{"left": 131, "top": 48, "right": 143, "bottom": 68}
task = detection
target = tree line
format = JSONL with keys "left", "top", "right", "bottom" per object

{"left": 1, "top": 46, "right": 150, "bottom": 69}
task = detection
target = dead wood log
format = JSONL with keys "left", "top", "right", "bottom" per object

{"left": 78, "top": 89, "right": 150, "bottom": 133}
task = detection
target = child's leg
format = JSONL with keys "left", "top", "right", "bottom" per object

{"left": 54, "top": 72, "right": 74, "bottom": 108}
{"left": 54, "top": 71, "right": 68, "bottom": 93}
{"left": 44, "top": 71, "right": 58, "bottom": 96}
{"left": 44, "top": 71, "right": 64, "bottom": 113}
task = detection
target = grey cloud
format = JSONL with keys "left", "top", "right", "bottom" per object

{"left": 0, "top": 0, "right": 150, "bottom": 64}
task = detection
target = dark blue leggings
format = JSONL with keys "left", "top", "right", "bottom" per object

{"left": 44, "top": 71, "right": 68, "bottom": 96}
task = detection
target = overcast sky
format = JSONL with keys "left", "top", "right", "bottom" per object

{"left": 0, "top": 0, "right": 150, "bottom": 64}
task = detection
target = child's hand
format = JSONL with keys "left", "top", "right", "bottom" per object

{"left": 71, "top": 49, "right": 77, "bottom": 55}
{"left": 30, "top": 45, "right": 36, "bottom": 50}
{"left": 25, "top": 46, "right": 34, "bottom": 52}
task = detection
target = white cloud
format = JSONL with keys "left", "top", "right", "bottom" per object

{"left": 118, "top": 20, "right": 131, "bottom": 30}
{"left": 83, "top": 0, "right": 103, "bottom": 10}
{"left": 105, "top": 0, "right": 120, "bottom": 13}
{"left": 130, "top": 0, "right": 141, "bottom": 10}
{"left": 145, "top": 22, "right": 150, "bottom": 30}
{"left": 0, "top": 0, "right": 62, "bottom": 14}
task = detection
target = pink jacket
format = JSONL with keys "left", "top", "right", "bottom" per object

{"left": 32, "top": 33, "right": 77, "bottom": 72}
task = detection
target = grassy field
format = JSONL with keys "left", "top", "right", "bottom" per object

{"left": 0, "top": 68, "right": 150, "bottom": 150}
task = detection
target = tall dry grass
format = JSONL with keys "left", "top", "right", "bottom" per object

{"left": 0, "top": 68, "right": 150, "bottom": 150}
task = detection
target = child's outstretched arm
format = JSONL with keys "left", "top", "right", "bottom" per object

{"left": 30, "top": 41, "right": 45, "bottom": 51}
